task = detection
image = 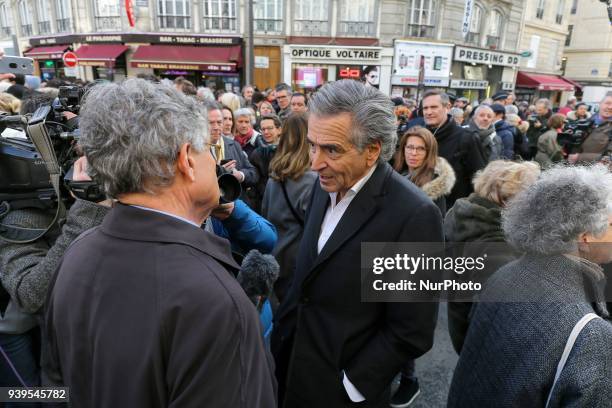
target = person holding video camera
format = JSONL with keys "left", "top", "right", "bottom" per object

{"left": 44, "top": 79, "right": 276, "bottom": 407}
{"left": 0, "top": 91, "right": 111, "bottom": 395}
{"left": 525, "top": 98, "right": 552, "bottom": 160}
{"left": 567, "top": 92, "right": 612, "bottom": 164}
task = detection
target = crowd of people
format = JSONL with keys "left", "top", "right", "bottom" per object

{"left": 0, "top": 71, "right": 611, "bottom": 408}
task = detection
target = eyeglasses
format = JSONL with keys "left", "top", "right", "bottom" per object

{"left": 405, "top": 145, "right": 427, "bottom": 154}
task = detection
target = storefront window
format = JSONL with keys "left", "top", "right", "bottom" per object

{"left": 292, "top": 64, "right": 328, "bottom": 93}
{"left": 336, "top": 65, "right": 380, "bottom": 89}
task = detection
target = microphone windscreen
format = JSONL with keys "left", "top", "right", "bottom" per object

{"left": 237, "top": 249, "right": 279, "bottom": 298}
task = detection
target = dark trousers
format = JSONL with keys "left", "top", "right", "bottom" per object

{"left": 0, "top": 329, "right": 40, "bottom": 408}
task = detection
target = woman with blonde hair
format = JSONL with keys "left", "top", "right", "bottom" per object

{"left": 393, "top": 126, "right": 456, "bottom": 215}
{"left": 0, "top": 93, "right": 21, "bottom": 114}
{"left": 220, "top": 92, "right": 241, "bottom": 112}
{"left": 261, "top": 113, "right": 317, "bottom": 302}
{"left": 445, "top": 160, "right": 541, "bottom": 353}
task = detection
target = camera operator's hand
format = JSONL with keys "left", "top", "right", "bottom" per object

{"left": 567, "top": 153, "right": 579, "bottom": 164}
{"left": 210, "top": 202, "right": 235, "bottom": 221}
{"left": 534, "top": 120, "right": 542, "bottom": 129}
{"left": 0, "top": 47, "right": 15, "bottom": 80}
{"left": 221, "top": 159, "right": 237, "bottom": 171}
{"left": 62, "top": 111, "right": 77, "bottom": 120}
{"left": 72, "top": 157, "right": 112, "bottom": 207}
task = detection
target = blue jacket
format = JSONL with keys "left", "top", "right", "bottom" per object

{"left": 494, "top": 120, "right": 515, "bottom": 160}
{"left": 209, "top": 199, "right": 277, "bottom": 256}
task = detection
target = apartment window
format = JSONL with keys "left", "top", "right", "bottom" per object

{"left": 555, "top": 0, "right": 565, "bottom": 24}
{"left": 95, "top": 0, "right": 122, "bottom": 31}
{"left": 55, "top": 0, "right": 72, "bottom": 32}
{"left": 202, "top": 0, "right": 237, "bottom": 32}
{"left": 254, "top": 0, "right": 282, "bottom": 33}
{"left": 551, "top": 39, "right": 560, "bottom": 69}
{"left": 565, "top": 24, "right": 573, "bottom": 46}
{"left": 407, "top": 0, "right": 436, "bottom": 38}
{"left": 37, "top": 0, "right": 51, "bottom": 34}
{"left": 570, "top": 0, "right": 577, "bottom": 14}
{"left": 158, "top": 0, "right": 191, "bottom": 29}
{"left": 293, "top": 0, "right": 330, "bottom": 36}
{"left": 536, "top": 0, "right": 545, "bottom": 19}
{"left": 339, "top": 0, "right": 376, "bottom": 37}
{"left": 19, "top": 0, "right": 32, "bottom": 37}
{"left": 466, "top": 4, "right": 482, "bottom": 45}
{"left": 487, "top": 9, "right": 503, "bottom": 49}
{"left": 0, "top": 3, "right": 12, "bottom": 36}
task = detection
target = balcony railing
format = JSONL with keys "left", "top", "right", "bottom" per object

{"left": 203, "top": 17, "right": 237, "bottom": 32}
{"left": 95, "top": 16, "right": 122, "bottom": 31}
{"left": 38, "top": 21, "right": 51, "bottom": 34}
{"left": 293, "top": 19, "right": 330, "bottom": 36}
{"left": 56, "top": 18, "right": 71, "bottom": 32}
{"left": 536, "top": 8, "right": 544, "bottom": 19}
{"left": 0, "top": 27, "right": 12, "bottom": 37}
{"left": 466, "top": 31, "right": 480, "bottom": 45}
{"left": 486, "top": 35, "right": 500, "bottom": 49}
{"left": 338, "top": 21, "right": 376, "bottom": 37}
{"left": 406, "top": 24, "right": 434, "bottom": 38}
{"left": 254, "top": 19, "right": 283, "bottom": 34}
{"left": 555, "top": 14, "right": 563, "bottom": 24}
{"left": 21, "top": 24, "right": 32, "bottom": 37}
{"left": 158, "top": 15, "right": 191, "bottom": 29}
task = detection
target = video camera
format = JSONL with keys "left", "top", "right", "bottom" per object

{"left": 557, "top": 119, "right": 593, "bottom": 155}
{"left": 0, "top": 85, "right": 103, "bottom": 212}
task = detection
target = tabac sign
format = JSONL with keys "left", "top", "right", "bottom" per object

{"left": 454, "top": 46, "right": 520, "bottom": 68}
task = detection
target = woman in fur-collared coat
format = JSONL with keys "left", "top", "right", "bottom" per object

{"left": 393, "top": 126, "right": 456, "bottom": 215}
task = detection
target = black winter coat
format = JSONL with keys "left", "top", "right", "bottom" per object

{"left": 272, "top": 162, "right": 443, "bottom": 407}
{"left": 426, "top": 115, "right": 486, "bottom": 208}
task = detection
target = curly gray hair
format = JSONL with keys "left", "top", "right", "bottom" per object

{"left": 502, "top": 165, "right": 612, "bottom": 255}
{"left": 308, "top": 79, "right": 397, "bottom": 163}
{"left": 79, "top": 78, "right": 208, "bottom": 198}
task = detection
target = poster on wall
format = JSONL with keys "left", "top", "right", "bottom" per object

{"left": 294, "top": 67, "right": 325, "bottom": 89}
{"left": 392, "top": 41, "right": 453, "bottom": 87}
{"left": 337, "top": 65, "right": 380, "bottom": 89}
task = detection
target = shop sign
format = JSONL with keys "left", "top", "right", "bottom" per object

{"left": 391, "top": 41, "right": 453, "bottom": 87}
{"left": 454, "top": 46, "right": 520, "bottom": 67}
{"left": 450, "top": 79, "right": 489, "bottom": 89}
{"left": 31, "top": 34, "right": 241, "bottom": 46}
{"left": 501, "top": 82, "right": 515, "bottom": 91}
{"left": 64, "top": 67, "right": 78, "bottom": 77}
{"left": 254, "top": 56, "right": 269, "bottom": 69}
{"left": 290, "top": 47, "right": 381, "bottom": 61}
{"left": 131, "top": 62, "right": 236, "bottom": 71}
{"left": 461, "top": 0, "right": 475, "bottom": 39}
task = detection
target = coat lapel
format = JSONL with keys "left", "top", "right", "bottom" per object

{"left": 302, "top": 163, "right": 391, "bottom": 286}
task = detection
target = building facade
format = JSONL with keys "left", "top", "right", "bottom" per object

{"left": 516, "top": 0, "right": 575, "bottom": 105}
{"left": 563, "top": 0, "right": 612, "bottom": 104}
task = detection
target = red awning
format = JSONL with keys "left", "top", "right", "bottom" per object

{"left": 23, "top": 45, "right": 69, "bottom": 60}
{"left": 516, "top": 72, "right": 575, "bottom": 92}
{"left": 74, "top": 44, "right": 129, "bottom": 68}
{"left": 561, "top": 77, "right": 583, "bottom": 91}
{"left": 130, "top": 45, "right": 242, "bottom": 72}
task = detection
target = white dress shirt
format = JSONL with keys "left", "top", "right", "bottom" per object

{"left": 316, "top": 164, "right": 377, "bottom": 403}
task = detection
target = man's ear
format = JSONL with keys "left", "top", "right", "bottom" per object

{"left": 366, "top": 141, "right": 382, "bottom": 167}
{"left": 176, "top": 143, "right": 196, "bottom": 182}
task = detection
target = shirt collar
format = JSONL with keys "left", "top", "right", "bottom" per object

{"left": 130, "top": 205, "right": 201, "bottom": 228}
{"left": 329, "top": 164, "right": 377, "bottom": 206}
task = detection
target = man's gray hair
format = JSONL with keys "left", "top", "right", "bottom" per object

{"left": 536, "top": 98, "right": 552, "bottom": 110}
{"left": 79, "top": 78, "right": 208, "bottom": 198}
{"left": 505, "top": 104, "right": 519, "bottom": 115}
{"left": 308, "top": 79, "right": 396, "bottom": 163}
{"left": 502, "top": 165, "right": 612, "bottom": 255}
{"left": 422, "top": 89, "right": 450, "bottom": 107}
{"left": 602, "top": 91, "right": 612, "bottom": 103}
{"left": 474, "top": 104, "right": 493, "bottom": 116}
{"left": 234, "top": 107, "right": 256, "bottom": 125}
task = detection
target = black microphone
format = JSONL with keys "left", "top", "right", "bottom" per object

{"left": 237, "top": 250, "right": 279, "bottom": 310}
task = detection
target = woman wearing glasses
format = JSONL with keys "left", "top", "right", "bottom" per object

{"left": 393, "top": 126, "right": 456, "bottom": 216}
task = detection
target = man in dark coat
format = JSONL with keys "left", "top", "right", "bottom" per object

{"left": 525, "top": 98, "right": 552, "bottom": 159}
{"left": 45, "top": 79, "right": 276, "bottom": 408}
{"left": 422, "top": 90, "right": 486, "bottom": 208}
{"left": 491, "top": 103, "right": 515, "bottom": 159}
{"left": 272, "top": 80, "right": 443, "bottom": 408}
